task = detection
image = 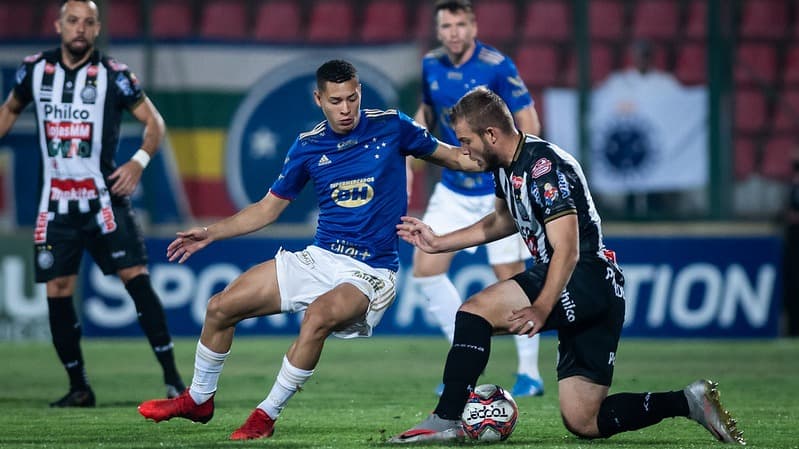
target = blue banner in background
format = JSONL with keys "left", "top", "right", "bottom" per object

{"left": 80, "top": 236, "right": 782, "bottom": 338}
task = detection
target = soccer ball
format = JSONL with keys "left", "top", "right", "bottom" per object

{"left": 461, "top": 384, "right": 519, "bottom": 442}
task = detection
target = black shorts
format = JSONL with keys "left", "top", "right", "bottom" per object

{"left": 513, "top": 256, "right": 625, "bottom": 386}
{"left": 33, "top": 203, "right": 148, "bottom": 282}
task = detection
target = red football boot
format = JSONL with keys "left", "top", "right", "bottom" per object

{"left": 138, "top": 389, "right": 214, "bottom": 424}
{"left": 229, "top": 408, "right": 276, "bottom": 440}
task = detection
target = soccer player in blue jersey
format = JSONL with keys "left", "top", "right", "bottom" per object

{"left": 137, "top": 59, "right": 480, "bottom": 440}
{"left": 408, "top": 0, "right": 544, "bottom": 397}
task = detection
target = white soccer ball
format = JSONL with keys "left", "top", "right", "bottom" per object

{"left": 461, "top": 384, "right": 519, "bottom": 442}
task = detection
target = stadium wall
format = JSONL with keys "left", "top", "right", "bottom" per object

{"left": 0, "top": 233, "right": 782, "bottom": 340}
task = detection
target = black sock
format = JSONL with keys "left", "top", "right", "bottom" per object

{"left": 47, "top": 296, "right": 90, "bottom": 391}
{"left": 597, "top": 391, "right": 690, "bottom": 438}
{"left": 435, "top": 311, "right": 492, "bottom": 420}
{"left": 125, "top": 274, "right": 183, "bottom": 387}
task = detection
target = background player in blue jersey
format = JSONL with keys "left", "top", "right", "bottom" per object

{"left": 0, "top": 0, "right": 185, "bottom": 406}
{"left": 408, "top": 0, "right": 544, "bottom": 397}
{"left": 138, "top": 60, "right": 481, "bottom": 441}
{"left": 391, "top": 88, "right": 744, "bottom": 445}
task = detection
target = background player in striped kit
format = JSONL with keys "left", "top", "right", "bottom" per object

{"left": 0, "top": 0, "right": 185, "bottom": 406}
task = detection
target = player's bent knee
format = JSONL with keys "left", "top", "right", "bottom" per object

{"left": 204, "top": 293, "right": 239, "bottom": 326}
{"left": 299, "top": 308, "right": 337, "bottom": 339}
{"left": 560, "top": 413, "right": 601, "bottom": 439}
{"left": 459, "top": 294, "right": 494, "bottom": 317}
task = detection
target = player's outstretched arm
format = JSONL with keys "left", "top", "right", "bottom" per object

{"left": 396, "top": 216, "right": 442, "bottom": 253}
{"left": 423, "top": 141, "right": 483, "bottom": 172}
{"left": 167, "top": 192, "right": 290, "bottom": 263}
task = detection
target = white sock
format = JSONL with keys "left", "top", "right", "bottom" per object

{"left": 189, "top": 341, "right": 229, "bottom": 405}
{"left": 514, "top": 333, "right": 542, "bottom": 380}
{"left": 415, "top": 274, "right": 462, "bottom": 343}
{"left": 258, "top": 355, "right": 314, "bottom": 419}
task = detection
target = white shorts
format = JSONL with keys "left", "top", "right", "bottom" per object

{"left": 422, "top": 183, "right": 531, "bottom": 265}
{"left": 274, "top": 245, "right": 397, "bottom": 339}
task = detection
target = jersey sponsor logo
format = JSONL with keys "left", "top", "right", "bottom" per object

{"left": 559, "top": 290, "right": 576, "bottom": 322}
{"left": 317, "top": 154, "right": 331, "bottom": 166}
{"left": 531, "top": 158, "right": 551, "bottom": 178}
{"left": 336, "top": 139, "right": 358, "bottom": 151}
{"left": 542, "top": 182, "right": 558, "bottom": 206}
{"left": 45, "top": 121, "right": 92, "bottom": 140}
{"left": 43, "top": 103, "right": 90, "bottom": 120}
{"left": 530, "top": 182, "right": 543, "bottom": 207}
{"left": 44, "top": 121, "right": 93, "bottom": 158}
{"left": 352, "top": 270, "right": 385, "bottom": 292}
{"left": 330, "top": 239, "right": 372, "bottom": 260}
{"left": 511, "top": 174, "right": 524, "bottom": 190}
{"left": 99, "top": 206, "right": 117, "bottom": 234}
{"left": 50, "top": 178, "right": 98, "bottom": 201}
{"left": 556, "top": 170, "right": 571, "bottom": 198}
{"left": 115, "top": 73, "right": 133, "bottom": 96}
{"left": 330, "top": 178, "right": 375, "bottom": 208}
{"left": 33, "top": 212, "right": 52, "bottom": 244}
{"left": 39, "top": 85, "right": 53, "bottom": 102}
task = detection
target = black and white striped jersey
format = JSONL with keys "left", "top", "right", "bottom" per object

{"left": 494, "top": 134, "right": 607, "bottom": 264}
{"left": 12, "top": 48, "right": 145, "bottom": 221}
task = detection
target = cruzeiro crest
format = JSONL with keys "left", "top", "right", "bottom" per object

{"left": 594, "top": 114, "right": 659, "bottom": 180}
{"left": 226, "top": 56, "right": 397, "bottom": 224}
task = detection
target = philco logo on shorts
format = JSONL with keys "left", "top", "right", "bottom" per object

{"left": 330, "top": 177, "right": 374, "bottom": 208}
{"left": 560, "top": 290, "right": 576, "bottom": 322}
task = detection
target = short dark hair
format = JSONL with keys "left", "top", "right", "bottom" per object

{"left": 434, "top": 0, "right": 473, "bottom": 15}
{"left": 316, "top": 60, "right": 358, "bottom": 91}
{"left": 450, "top": 87, "right": 515, "bottom": 135}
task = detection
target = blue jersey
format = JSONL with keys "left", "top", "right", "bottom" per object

{"left": 421, "top": 41, "right": 534, "bottom": 195}
{"left": 270, "top": 109, "right": 438, "bottom": 271}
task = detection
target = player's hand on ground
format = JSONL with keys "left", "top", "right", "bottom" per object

{"left": 508, "top": 303, "right": 550, "bottom": 337}
{"left": 167, "top": 227, "right": 211, "bottom": 263}
{"left": 108, "top": 160, "right": 144, "bottom": 196}
{"left": 397, "top": 216, "right": 440, "bottom": 253}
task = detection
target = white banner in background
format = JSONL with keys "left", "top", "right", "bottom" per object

{"left": 544, "top": 72, "right": 708, "bottom": 193}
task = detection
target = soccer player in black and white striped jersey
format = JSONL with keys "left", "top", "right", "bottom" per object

{"left": 0, "top": 0, "right": 185, "bottom": 407}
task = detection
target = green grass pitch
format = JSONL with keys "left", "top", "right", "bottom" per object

{"left": 0, "top": 336, "right": 796, "bottom": 448}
